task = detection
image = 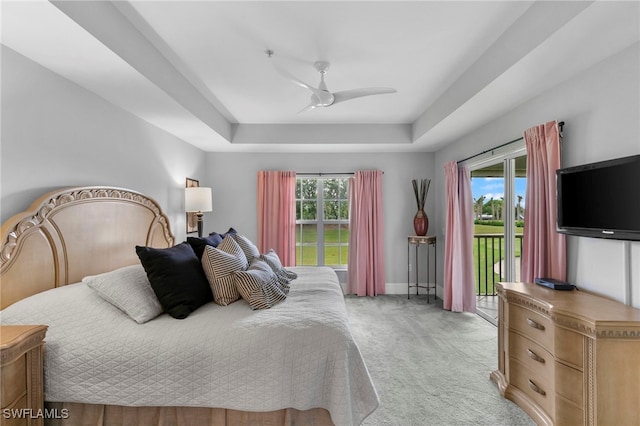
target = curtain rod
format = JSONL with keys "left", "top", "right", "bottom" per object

{"left": 457, "top": 121, "right": 564, "bottom": 164}
{"left": 297, "top": 172, "right": 354, "bottom": 176}
{"left": 297, "top": 171, "right": 385, "bottom": 176}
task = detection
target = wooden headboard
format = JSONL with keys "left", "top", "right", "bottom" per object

{"left": 0, "top": 187, "right": 174, "bottom": 309}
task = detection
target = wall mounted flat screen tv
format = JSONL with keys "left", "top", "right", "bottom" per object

{"left": 556, "top": 154, "right": 640, "bottom": 241}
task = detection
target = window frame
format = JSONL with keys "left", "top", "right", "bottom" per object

{"left": 295, "top": 175, "right": 350, "bottom": 268}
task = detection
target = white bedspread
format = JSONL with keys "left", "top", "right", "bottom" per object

{"left": 1, "top": 266, "right": 378, "bottom": 426}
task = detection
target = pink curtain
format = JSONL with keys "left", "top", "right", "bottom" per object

{"left": 257, "top": 171, "right": 296, "bottom": 266}
{"left": 443, "top": 162, "right": 476, "bottom": 312}
{"left": 347, "top": 170, "right": 385, "bottom": 296}
{"left": 521, "top": 121, "right": 566, "bottom": 282}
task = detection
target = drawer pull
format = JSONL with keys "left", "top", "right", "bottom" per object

{"left": 527, "top": 348, "right": 545, "bottom": 364}
{"left": 526, "top": 318, "right": 545, "bottom": 331}
{"left": 528, "top": 379, "right": 546, "bottom": 396}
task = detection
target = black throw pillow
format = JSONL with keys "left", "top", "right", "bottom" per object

{"left": 208, "top": 227, "right": 237, "bottom": 239}
{"left": 187, "top": 233, "right": 224, "bottom": 260}
{"left": 135, "top": 242, "right": 213, "bottom": 319}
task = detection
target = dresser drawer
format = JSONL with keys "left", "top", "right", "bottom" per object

{"left": 1, "top": 355, "right": 27, "bottom": 407}
{"left": 510, "top": 358, "right": 555, "bottom": 418}
{"left": 555, "top": 361, "right": 583, "bottom": 406}
{"left": 556, "top": 394, "right": 584, "bottom": 426}
{"left": 554, "top": 327, "right": 584, "bottom": 368}
{"left": 509, "top": 304, "right": 553, "bottom": 352}
{"left": 509, "top": 331, "right": 554, "bottom": 385}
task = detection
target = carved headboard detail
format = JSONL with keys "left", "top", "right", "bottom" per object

{"left": 1, "top": 187, "right": 174, "bottom": 309}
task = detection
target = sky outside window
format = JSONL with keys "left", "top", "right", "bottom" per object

{"left": 472, "top": 177, "right": 527, "bottom": 207}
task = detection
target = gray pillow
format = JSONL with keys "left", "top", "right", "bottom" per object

{"left": 259, "top": 249, "right": 298, "bottom": 285}
{"left": 234, "top": 259, "right": 288, "bottom": 310}
{"left": 84, "top": 264, "right": 163, "bottom": 324}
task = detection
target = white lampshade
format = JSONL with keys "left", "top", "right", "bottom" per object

{"left": 185, "top": 187, "right": 212, "bottom": 212}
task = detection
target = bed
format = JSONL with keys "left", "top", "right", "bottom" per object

{"left": 0, "top": 186, "right": 379, "bottom": 426}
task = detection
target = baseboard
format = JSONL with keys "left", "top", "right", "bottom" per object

{"left": 386, "top": 282, "right": 440, "bottom": 296}
{"left": 341, "top": 282, "right": 440, "bottom": 296}
{"left": 335, "top": 268, "right": 440, "bottom": 296}
{"left": 384, "top": 282, "right": 409, "bottom": 295}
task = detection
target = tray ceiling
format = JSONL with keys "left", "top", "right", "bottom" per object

{"left": 2, "top": 1, "right": 638, "bottom": 152}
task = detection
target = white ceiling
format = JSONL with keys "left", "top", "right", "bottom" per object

{"left": 2, "top": 1, "right": 639, "bottom": 153}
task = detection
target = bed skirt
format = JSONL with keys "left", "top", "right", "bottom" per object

{"left": 44, "top": 402, "right": 334, "bottom": 426}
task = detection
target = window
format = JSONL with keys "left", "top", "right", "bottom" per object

{"left": 295, "top": 176, "right": 349, "bottom": 267}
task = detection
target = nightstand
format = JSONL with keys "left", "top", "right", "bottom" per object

{"left": 1, "top": 325, "right": 47, "bottom": 426}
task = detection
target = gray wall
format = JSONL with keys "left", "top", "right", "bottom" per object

{"left": 433, "top": 43, "right": 640, "bottom": 307}
{"left": 3, "top": 41, "right": 639, "bottom": 306}
{"left": 204, "top": 152, "right": 434, "bottom": 291}
{"left": 1, "top": 46, "right": 435, "bottom": 291}
{"left": 1, "top": 47, "right": 206, "bottom": 243}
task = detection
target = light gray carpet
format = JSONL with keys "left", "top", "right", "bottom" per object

{"left": 344, "top": 295, "right": 535, "bottom": 426}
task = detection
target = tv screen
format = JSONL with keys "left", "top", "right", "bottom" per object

{"left": 556, "top": 154, "right": 640, "bottom": 241}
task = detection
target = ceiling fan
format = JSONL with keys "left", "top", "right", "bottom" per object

{"left": 266, "top": 50, "right": 397, "bottom": 113}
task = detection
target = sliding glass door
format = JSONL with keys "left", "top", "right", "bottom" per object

{"left": 468, "top": 145, "right": 527, "bottom": 296}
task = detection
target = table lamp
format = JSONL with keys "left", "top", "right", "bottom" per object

{"left": 185, "top": 187, "right": 212, "bottom": 237}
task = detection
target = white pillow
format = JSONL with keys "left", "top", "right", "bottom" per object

{"left": 83, "top": 264, "right": 163, "bottom": 324}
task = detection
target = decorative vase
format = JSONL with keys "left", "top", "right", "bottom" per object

{"left": 413, "top": 209, "right": 429, "bottom": 236}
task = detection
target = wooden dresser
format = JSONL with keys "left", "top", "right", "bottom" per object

{"left": 490, "top": 282, "right": 640, "bottom": 426}
{"left": 0, "top": 325, "right": 47, "bottom": 426}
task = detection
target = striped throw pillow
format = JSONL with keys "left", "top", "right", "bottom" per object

{"left": 260, "top": 249, "right": 298, "bottom": 287}
{"left": 202, "top": 240, "right": 247, "bottom": 305}
{"left": 234, "top": 259, "right": 288, "bottom": 310}
{"left": 234, "top": 234, "right": 261, "bottom": 263}
{"left": 218, "top": 235, "right": 249, "bottom": 269}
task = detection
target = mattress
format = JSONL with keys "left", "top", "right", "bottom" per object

{"left": 0, "top": 266, "right": 378, "bottom": 426}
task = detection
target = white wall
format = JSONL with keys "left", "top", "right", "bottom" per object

{"left": 1, "top": 47, "right": 207, "bottom": 242}
{"left": 434, "top": 43, "right": 640, "bottom": 307}
{"left": 204, "top": 152, "right": 435, "bottom": 290}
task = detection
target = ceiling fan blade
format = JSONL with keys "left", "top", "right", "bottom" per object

{"left": 298, "top": 103, "right": 317, "bottom": 114}
{"left": 271, "top": 64, "right": 324, "bottom": 98}
{"left": 332, "top": 87, "right": 397, "bottom": 105}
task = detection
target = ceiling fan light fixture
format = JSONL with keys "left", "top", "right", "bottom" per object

{"left": 266, "top": 52, "right": 396, "bottom": 112}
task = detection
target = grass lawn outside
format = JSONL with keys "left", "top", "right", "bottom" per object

{"left": 296, "top": 224, "right": 348, "bottom": 266}
{"left": 474, "top": 223, "right": 523, "bottom": 295}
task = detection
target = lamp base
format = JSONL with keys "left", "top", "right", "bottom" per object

{"left": 196, "top": 212, "right": 204, "bottom": 238}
